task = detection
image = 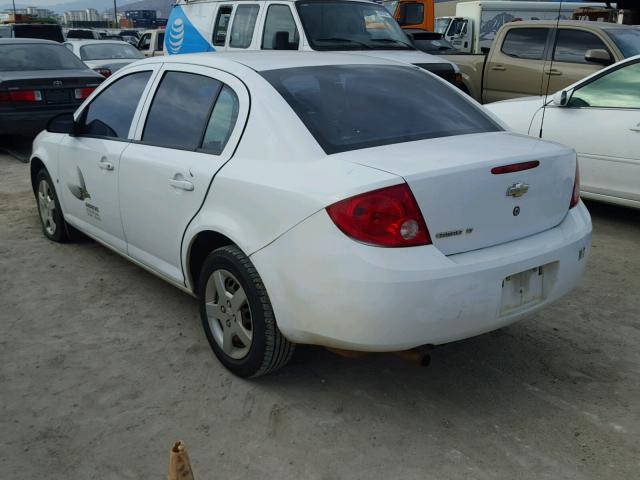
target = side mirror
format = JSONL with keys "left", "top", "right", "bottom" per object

{"left": 585, "top": 49, "right": 613, "bottom": 66}
{"left": 47, "top": 113, "right": 77, "bottom": 134}
{"left": 552, "top": 89, "right": 572, "bottom": 107}
{"left": 480, "top": 46, "right": 490, "bottom": 55}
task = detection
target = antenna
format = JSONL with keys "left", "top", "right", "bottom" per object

{"left": 539, "top": 0, "right": 563, "bottom": 138}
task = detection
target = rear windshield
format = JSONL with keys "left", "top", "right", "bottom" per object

{"left": 67, "top": 30, "right": 95, "bottom": 39}
{"left": 13, "top": 24, "right": 64, "bottom": 42}
{"left": 606, "top": 28, "right": 640, "bottom": 57}
{"left": 261, "top": 65, "right": 501, "bottom": 154}
{"left": 296, "top": 0, "right": 413, "bottom": 51}
{"left": 80, "top": 43, "right": 144, "bottom": 61}
{"left": 0, "top": 43, "right": 87, "bottom": 71}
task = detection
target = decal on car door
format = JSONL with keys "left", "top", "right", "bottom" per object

{"left": 67, "top": 167, "right": 101, "bottom": 221}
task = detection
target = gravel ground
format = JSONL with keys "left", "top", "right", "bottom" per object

{"left": 1, "top": 151, "right": 639, "bottom": 480}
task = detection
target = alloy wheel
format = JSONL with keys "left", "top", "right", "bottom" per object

{"left": 38, "top": 179, "right": 57, "bottom": 236}
{"left": 204, "top": 269, "right": 253, "bottom": 360}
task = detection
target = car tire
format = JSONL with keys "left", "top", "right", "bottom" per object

{"left": 35, "top": 169, "right": 69, "bottom": 243}
{"left": 198, "top": 245, "right": 295, "bottom": 377}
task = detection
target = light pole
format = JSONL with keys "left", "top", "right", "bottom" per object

{"left": 113, "top": 0, "right": 118, "bottom": 28}
{"left": 12, "top": 0, "right": 17, "bottom": 18}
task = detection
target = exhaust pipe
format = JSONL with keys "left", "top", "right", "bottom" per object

{"left": 393, "top": 347, "right": 431, "bottom": 367}
{"left": 326, "top": 346, "right": 432, "bottom": 367}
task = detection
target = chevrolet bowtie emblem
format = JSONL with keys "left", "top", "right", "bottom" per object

{"left": 506, "top": 182, "right": 529, "bottom": 198}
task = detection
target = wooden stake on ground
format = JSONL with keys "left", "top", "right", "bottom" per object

{"left": 168, "top": 441, "right": 195, "bottom": 480}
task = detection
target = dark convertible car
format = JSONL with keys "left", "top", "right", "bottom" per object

{"left": 0, "top": 38, "right": 103, "bottom": 136}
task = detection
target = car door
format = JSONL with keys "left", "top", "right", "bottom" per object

{"left": 259, "top": 3, "right": 301, "bottom": 50}
{"left": 542, "top": 28, "right": 614, "bottom": 96}
{"left": 227, "top": 3, "right": 262, "bottom": 50}
{"left": 119, "top": 64, "right": 249, "bottom": 284}
{"left": 540, "top": 60, "right": 640, "bottom": 204}
{"left": 57, "top": 66, "right": 159, "bottom": 252}
{"left": 483, "top": 27, "right": 551, "bottom": 103}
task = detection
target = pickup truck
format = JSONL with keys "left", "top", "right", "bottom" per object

{"left": 137, "top": 29, "right": 165, "bottom": 57}
{"left": 441, "top": 20, "right": 640, "bottom": 103}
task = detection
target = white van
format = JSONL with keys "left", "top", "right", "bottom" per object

{"left": 436, "top": 1, "right": 604, "bottom": 54}
{"left": 165, "top": 0, "right": 463, "bottom": 87}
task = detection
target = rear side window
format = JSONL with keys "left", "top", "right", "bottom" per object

{"left": 554, "top": 29, "right": 609, "bottom": 64}
{"left": 81, "top": 71, "right": 152, "bottom": 139}
{"left": 213, "top": 6, "right": 233, "bottom": 46}
{"left": 399, "top": 3, "right": 424, "bottom": 26}
{"left": 501, "top": 28, "right": 548, "bottom": 60}
{"left": 261, "top": 65, "right": 501, "bottom": 154}
{"left": 229, "top": 4, "right": 259, "bottom": 48}
{"left": 201, "top": 86, "right": 240, "bottom": 154}
{"left": 142, "top": 72, "right": 222, "bottom": 150}
{"left": 262, "top": 5, "right": 300, "bottom": 50}
{"left": 157, "top": 32, "right": 165, "bottom": 51}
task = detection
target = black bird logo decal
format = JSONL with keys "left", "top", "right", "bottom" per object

{"left": 67, "top": 167, "right": 91, "bottom": 201}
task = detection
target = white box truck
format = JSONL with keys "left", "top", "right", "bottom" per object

{"left": 436, "top": 1, "right": 605, "bottom": 53}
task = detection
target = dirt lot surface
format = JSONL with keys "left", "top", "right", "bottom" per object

{"left": 1, "top": 152, "right": 639, "bottom": 479}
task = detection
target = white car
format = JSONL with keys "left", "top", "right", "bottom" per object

{"left": 64, "top": 40, "right": 145, "bottom": 77}
{"left": 30, "top": 52, "right": 592, "bottom": 377}
{"left": 486, "top": 55, "right": 640, "bottom": 209}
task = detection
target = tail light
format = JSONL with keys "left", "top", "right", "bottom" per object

{"left": 0, "top": 89, "right": 42, "bottom": 102}
{"left": 74, "top": 87, "right": 96, "bottom": 100}
{"left": 570, "top": 161, "right": 580, "bottom": 209}
{"left": 326, "top": 183, "right": 431, "bottom": 247}
{"left": 94, "top": 68, "right": 112, "bottom": 78}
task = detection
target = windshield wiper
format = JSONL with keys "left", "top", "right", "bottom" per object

{"left": 370, "top": 38, "right": 414, "bottom": 49}
{"left": 315, "top": 37, "right": 373, "bottom": 49}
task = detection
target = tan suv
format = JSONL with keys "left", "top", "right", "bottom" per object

{"left": 441, "top": 20, "right": 640, "bottom": 103}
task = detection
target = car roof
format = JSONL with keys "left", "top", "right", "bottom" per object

{"left": 142, "top": 51, "right": 404, "bottom": 72}
{"left": 511, "top": 20, "right": 637, "bottom": 30}
{"left": 0, "top": 38, "right": 61, "bottom": 45}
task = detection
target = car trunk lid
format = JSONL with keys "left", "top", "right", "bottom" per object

{"left": 334, "top": 132, "right": 576, "bottom": 255}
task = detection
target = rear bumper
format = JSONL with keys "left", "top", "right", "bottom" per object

{"left": 0, "top": 107, "right": 76, "bottom": 136}
{"left": 251, "top": 203, "right": 592, "bottom": 351}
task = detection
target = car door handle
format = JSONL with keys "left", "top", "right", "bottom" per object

{"left": 169, "top": 177, "right": 194, "bottom": 191}
{"left": 98, "top": 157, "right": 114, "bottom": 171}
{"left": 630, "top": 126, "right": 640, "bottom": 132}
{"left": 490, "top": 65, "right": 506, "bottom": 71}
{"left": 544, "top": 69, "right": 562, "bottom": 76}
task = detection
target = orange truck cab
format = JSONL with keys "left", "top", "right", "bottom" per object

{"left": 380, "top": 0, "right": 435, "bottom": 32}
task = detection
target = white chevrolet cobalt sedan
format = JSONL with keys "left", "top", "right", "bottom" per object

{"left": 30, "top": 52, "right": 592, "bottom": 377}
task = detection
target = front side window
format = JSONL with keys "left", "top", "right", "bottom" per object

{"left": 501, "top": 28, "right": 549, "bottom": 60}
{"left": 0, "top": 43, "right": 87, "bottom": 71}
{"left": 139, "top": 33, "right": 151, "bottom": 50}
{"left": 296, "top": 0, "right": 413, "bottom": 51}
{"left": 213, "top": 6, "right": 233, "bottom": 46}
{"left": 201, "top": 86, "right": 240, "bottom": 154}
{"left": 399, "top": 3, "right": 424, "bottom": 26}
{"left": 81, "top": 71, "right": 152, "bottom": 139}
{"left": 262, "top": 5, "right": 300, "bottom": 50}
{"left": 229, "top": 4, "right": 259, "bottom": 48}
{"left": 261, "top": 65, "right": 501, "bottom": 154}
{"left": 142, "top": 72, "right": 222, "bottom": 150}
{"left": 554, "top": 29, "right": 610, "bottom": 64}
{"left": 569, "top": 61, "right": 640, "bottom": 109}
{"left": 80, "top": 43, "right": 143, "bottom": 61}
